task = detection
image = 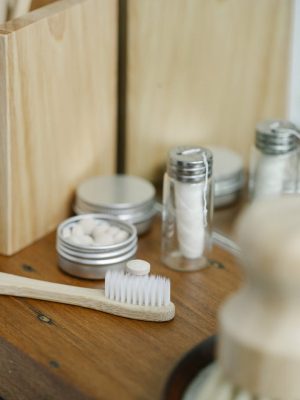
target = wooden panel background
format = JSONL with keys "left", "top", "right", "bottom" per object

{"left": 0, "top": 0, "right": 117, "bottom": 254}
{"left": 125, "top": 0, "right": 292, "bottom": 181}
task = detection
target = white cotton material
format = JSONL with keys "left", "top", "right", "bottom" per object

{"left": 78, "top": 218, "right": 98, "bottom": 235}
{"left": 93, "top": 232, "right": 115, "bottom": 246}
{"left": 92, "top": 222, "right": 110, "bottom": 237}
{"left": 72, "top": 224, "right": 84, "bottom": 237}
{"left": 114, "top": 230, "right": 129, "bottom": 243}
{"left": 66, "top": 219, "right": 130, "bottom": 247}
{"left": 69, "top": 235, "right": 83, "bottom": 245}
{"left": 106, "top": 226, "right": 121, "bottom": 237}
{"left": 77, "top": 234, "right": 94, "bottom": 245}
{"left": 252, "top": 153, "right": 290, "bottom": 199}
{"left": 175, "top": 181, "right": 205, "bottom": 259}
{"left": 105, "top": 271, "right": 171, "bottom": 306}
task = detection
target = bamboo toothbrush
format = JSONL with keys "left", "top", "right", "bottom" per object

{"left": 0, "top": 269, "right": 175, "bottom": 322}
{"left": 193, "top": 196, "right": 300, "bottom": 399}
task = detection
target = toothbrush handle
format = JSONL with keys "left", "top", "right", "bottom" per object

{"left": 0, "top": 271, "right": 104, "bottom": 305}
{"left": 0, "top": 272, "right": 175, "bottom": 322}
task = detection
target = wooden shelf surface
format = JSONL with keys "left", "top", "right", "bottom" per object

{"left": 0, "top": 216, "right": 242, "bottom": 399}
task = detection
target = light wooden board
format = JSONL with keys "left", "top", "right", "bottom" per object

{"left": 126, "top": 0, "right": 292, "bottom": 181}
{"left": 0, "top": 0, "right": 117, "bottom": 254}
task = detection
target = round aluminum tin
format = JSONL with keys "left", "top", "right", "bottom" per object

{"left": 58, "top": 255, "right": 130, "bottom": 279}
{"left": 208, "top": 146, "right": 244, "bottom": 208}
{"left": 74, "top": 175, "right": 157, "bottom": 234}
{"left": 56, "top": 214, "right": 138, "bottom": 279}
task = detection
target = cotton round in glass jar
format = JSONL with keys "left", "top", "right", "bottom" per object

{"left": 161, "top": 146, "right": 213, "bottom": 271}
{"left": 249, "top": 120, "right": 299, "bottom": 200}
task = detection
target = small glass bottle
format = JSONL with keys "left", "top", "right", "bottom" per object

{"left": 249, "top": 120, "right": 299, "bottom": 200}
{"left": 161, "top": 146, "right": 213, "bottom": 271}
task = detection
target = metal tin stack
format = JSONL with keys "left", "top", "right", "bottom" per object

{"left": 56, "top": 214, "right": 137, "bottom": 279}
{"left": 208, "top": 146, "right": 244, "bottom": 208}
{"left": 74, "top": 175, "right": 157, "bottom": 234}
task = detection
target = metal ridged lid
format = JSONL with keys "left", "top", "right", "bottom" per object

{"left": 74, "top": 175, "right": 156, "bottom": 227}
{"left": 256, "top": 120, "right": 299, "bottom": 155}
{"left": 167, "top": 146, "right": 213, "bottom": 183}
{"left": 76, "top": 175, "right": 155, "bottom": 210}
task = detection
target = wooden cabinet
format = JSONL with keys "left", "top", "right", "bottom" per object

{"left": 0, "top": 0, "right": 117, "bottom": 254}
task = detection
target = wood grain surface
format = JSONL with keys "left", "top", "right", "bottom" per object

{"left": 0, "top": 0, "right": 117, "bottom": 255}
{"left": 125, "top": 0, "right": 292, "bottom": 181}
{"left": 0, "top": 216, "right": 242, "bottom": 399}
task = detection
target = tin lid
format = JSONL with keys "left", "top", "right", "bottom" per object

{"left": 75, "top": 175, "right": 156, "bottom": 218}
{"left": 167, "top": 146, "right": 213, "bottom": 183}
{"left": 256, "top": 120, "right": 299, "bottom": 155}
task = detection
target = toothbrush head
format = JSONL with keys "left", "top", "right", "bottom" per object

{"left": 105, "top": 270, "right": 171, "bottom": 307}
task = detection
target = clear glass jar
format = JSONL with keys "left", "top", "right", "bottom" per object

{"left": 249, "top": 120, "right": 299, "bottom": 200}
{"left": 161, "top": 146, "right": 213, "bottom": 271}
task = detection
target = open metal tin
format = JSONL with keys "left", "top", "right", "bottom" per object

{"left": 56, "top": 214, "right": 138, "bottom": 279}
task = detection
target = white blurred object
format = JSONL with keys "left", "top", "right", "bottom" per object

{"left": 126, "top": 259, "right": 150, "bottom": 276}
{"left": 185, "top": 196, "right": 300, "bottom": 399}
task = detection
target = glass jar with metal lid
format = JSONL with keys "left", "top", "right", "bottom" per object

{"left": 249, "top": 120, "right": 299, "bottom": 200}
{"left": 161, "top": 146, "right": 213, "bottom": 271}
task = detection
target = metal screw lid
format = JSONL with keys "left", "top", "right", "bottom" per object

{"left": 167, "top": 146, "right": 213, "bottom": 183}
{"left": 256, "top": 120, "right": 299, "bottom": 155}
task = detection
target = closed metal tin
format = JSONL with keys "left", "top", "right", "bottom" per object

{"left": 74, "top": 175, "right": 157, "bottom": 234}
{"left": 208, "top": 146, "right": 244, "bottom": 208}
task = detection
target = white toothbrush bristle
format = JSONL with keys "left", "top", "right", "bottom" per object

{"left": 105, "top": 271, "right": 171, "bottom": 307}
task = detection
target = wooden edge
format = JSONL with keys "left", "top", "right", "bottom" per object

{"left": 162, "top": 336, "right": 216, "bottom": 400}
{"left": 0, "top": 33, "right": 12, "bottom": 254}
{"left": 0, "top": 0, "right": 87, "bottom": 34}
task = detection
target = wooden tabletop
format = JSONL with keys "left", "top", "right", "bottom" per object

{"left": 0, "top": 215, "right": 242, "bottom": 400}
